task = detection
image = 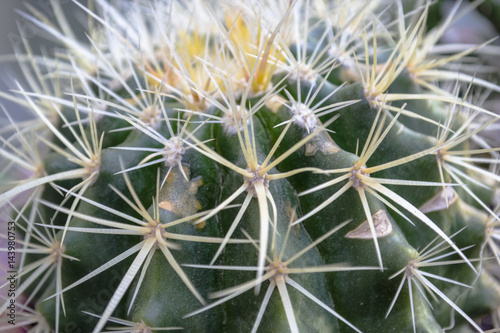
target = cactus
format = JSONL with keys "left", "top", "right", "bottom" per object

{"left": 1, "top": 0, "right": 500, "bottom": 332}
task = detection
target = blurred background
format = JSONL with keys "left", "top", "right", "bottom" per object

{"left": 0, "top": 0, "right": 87, "bottom": 122}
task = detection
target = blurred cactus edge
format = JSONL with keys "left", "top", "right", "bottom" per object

{"left": 1, "top": 0, "right": 500, "bottom": 332}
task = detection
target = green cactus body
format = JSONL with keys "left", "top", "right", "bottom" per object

{"left": 1, "top": 1, "right": 500, "bottom": 332}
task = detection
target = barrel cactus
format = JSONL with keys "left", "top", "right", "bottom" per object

{"left": 1, "top": 0, "right": 500, "bottom": 332}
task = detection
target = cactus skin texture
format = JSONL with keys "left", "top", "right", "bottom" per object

{"left": 1, "top": 0, "right": 500, "bottom": 332}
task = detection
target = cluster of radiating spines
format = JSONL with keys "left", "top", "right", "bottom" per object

{"left": 183, "top": 215, "right": 376, "bottom": 333}
{"left": 350, "top": 4, "right": 500, "bottom": 126}
{"left": 37, "top": 163, "right": 376, "bottom": 332}
{"left": 0, "top": 0, "right": 327, "bottom": 202}
{"left": 38, "top": 168, "right": 250, "bottom": 333}
{"left": 386, "top": 231, "right": 485, "bottom": 333}
{"left": 1, "top": 0, "right": 500, "bottom": 332}
{"left": 8, "top": 0, "right": 500, "bottom": 117}
{"left": 0, "top": 204, "right": 77, "bottom": 332}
